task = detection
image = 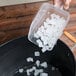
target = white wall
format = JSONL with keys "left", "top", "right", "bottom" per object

{"left": 0, "top": 0, "right": 48, "bottom": 6}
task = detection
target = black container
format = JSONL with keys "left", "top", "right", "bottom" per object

{"left": 0, "top": 36, "right": 75, "bottom": 76}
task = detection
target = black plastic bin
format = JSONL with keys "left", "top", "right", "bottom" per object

{"left": 0, "top": 36, "right": 75, "bottom": 76}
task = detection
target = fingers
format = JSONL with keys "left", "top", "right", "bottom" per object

{"left": 64, "top": 0, "right": 71, "bottom": 9}
{"left": 54, "top": 0, "right": 64, "bottom": 8}
{"left": 54, "top": 0, "right": 71, "bottom": 9}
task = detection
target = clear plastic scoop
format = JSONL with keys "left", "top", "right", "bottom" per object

{"left": 28, "top": 3, "right": 70, "bottom": 52}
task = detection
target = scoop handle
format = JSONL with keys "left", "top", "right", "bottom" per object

{"left": 64, "top": 31, "right": 76, "bottom": 43}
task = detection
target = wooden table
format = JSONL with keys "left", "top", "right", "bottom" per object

{"left": 0, "top": 1, "right": 76, "bottom": 59}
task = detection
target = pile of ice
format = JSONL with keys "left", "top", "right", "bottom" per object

{"left": 18, "top": 51, "right": 48, "bottom": 76}
{"left": 26, "top": 60, "right": 48, "bottom": 76}
{"left": 34, "top": 14, "right": 66, "bottom": 52}
{"left": 25, "top": 51, "right": 48, "bottom": 76}
{"left": 16, "top": 49, "right": 58, "bottom": 76}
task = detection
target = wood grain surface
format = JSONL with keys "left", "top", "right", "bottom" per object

{"left": 0, "top": 1, "right": 76, "bottom": 58}
{"left": 0, "top": 1, "right": 52, "bottom": 44}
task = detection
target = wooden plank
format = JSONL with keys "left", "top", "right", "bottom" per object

{"left": 65, "top": 26, "right": 76, "bottom": 32}
{"left": 0, "top": 28, "right": 29, "bottom": 44}
{"left": 0, "top": 15, "right": 35, "bottom": 31}
{"left": 0, "top": 1, "right": 75, "bottom": 20}
{"left": 0, "top": 1, "right": 75, "bottom": 31}
{"left": 0, "top": 1, "right": 50, "bottom": 20}
{"left": 0, "top": 1, "right": 75, "bottom": 45}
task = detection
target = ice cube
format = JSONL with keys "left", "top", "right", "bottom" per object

{"left": 36, "top": 39, "right": 43, "bottom": 47}
{"left": 34, "top": 69, "right": 40, "bottom": 76}
{"left": 36, "top": 60, "right": 40, "bottom": 67}
{"left": 42, "top": 46, "right": 47, "bottom": 53}
{"left": 40, "top": 73, "right": 48, "bottom": 76}
{"left": 19, "top": 68, "right": 24, "bottom": 73}
{"left": 40, "top": 62, "right": 48, "bottom": 68}
{"left": 26, "top": 57, "right": 34, "bottom": 62}
{"left": 26, "top": 69, "right": 30, "bottom": 76}
{"left": 34, "top": 51, "right": 40, "bottom": 56}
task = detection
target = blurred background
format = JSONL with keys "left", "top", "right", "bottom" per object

{"left": 0, "top": 0, "right": 76, "bottom": 59}
{"left": 0, "top": 0, "right": 48, "bottom": 6}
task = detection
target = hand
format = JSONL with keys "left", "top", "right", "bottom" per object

{"left": 54, "top": 0, "right": 71, "bottom": 9}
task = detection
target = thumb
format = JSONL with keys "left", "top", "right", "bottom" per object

{"left": 54, "top": 0, "right": 64, "bottom": 9}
